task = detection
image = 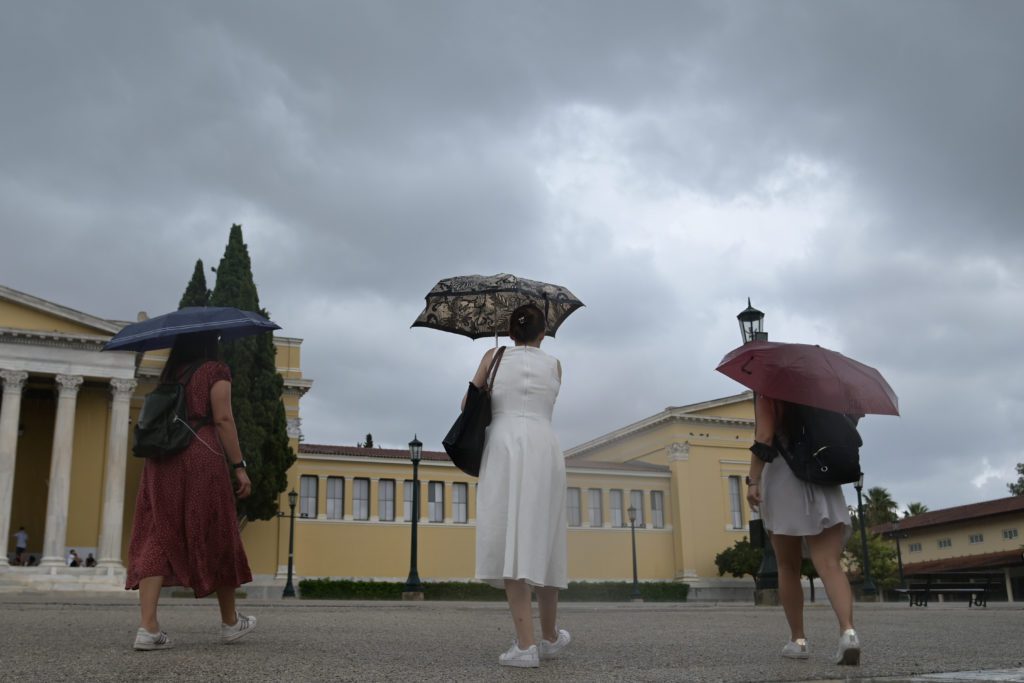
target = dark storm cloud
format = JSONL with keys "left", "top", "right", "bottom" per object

{"left": 2, "top": 1, "right": 1022, "bottom": 510}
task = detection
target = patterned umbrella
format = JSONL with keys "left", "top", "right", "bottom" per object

{"left": 411, "top": 273, "right": 584, "bottom": 340}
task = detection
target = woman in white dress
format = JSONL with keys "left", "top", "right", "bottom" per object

{"left": 469, "top": 303, "right": 571, "bottom": 669}
{"left": 746, "top": 394, "right": 861, "bottom": 665}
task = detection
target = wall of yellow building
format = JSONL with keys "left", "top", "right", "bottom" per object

{"left": 7, "top": 392, "right": 54, "bottom": 556}
{"left": 0, "top": 299, "right": 109, "bottom": 336}
{"left": 900, "top": 514, "right": 1024, "bottom": 565}
{"left": 65, "top": 386, "right": 109, "bottom": 552}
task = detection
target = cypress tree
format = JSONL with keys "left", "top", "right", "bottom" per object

{"left": 211, "top": 224, "right": 295, "bottom": 521}
{"left": 178, "top": 259, "right": 211, "bottom": 308}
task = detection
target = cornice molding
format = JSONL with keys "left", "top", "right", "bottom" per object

{"left": 0, "top": 327, "right": 110, "bottom": 352}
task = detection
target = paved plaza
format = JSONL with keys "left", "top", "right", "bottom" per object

{"left": 1, "top": 594, "right": 1022, "bottom": 682}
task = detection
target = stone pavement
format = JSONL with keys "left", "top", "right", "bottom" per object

{"left": 0, "top": 594, "right": 1022, "bottom": 682}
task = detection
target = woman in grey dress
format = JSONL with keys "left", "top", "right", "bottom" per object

{"left": 746, "top": 394, "right": 861, "bottom": 665}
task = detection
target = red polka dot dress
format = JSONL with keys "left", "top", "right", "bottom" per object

{"left": 126, "top": 361, "right": 253, "bottom": 597}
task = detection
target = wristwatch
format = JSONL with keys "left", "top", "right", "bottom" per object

{"left": 232, "top": 459, "right": 247, "bottom": 470}
{"left": 745, "top": 476, "right": 759, "bottom": 486}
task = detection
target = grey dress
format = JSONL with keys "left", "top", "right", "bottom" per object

{"left": 761, "top": 455, "right": 853, "bottom": 542}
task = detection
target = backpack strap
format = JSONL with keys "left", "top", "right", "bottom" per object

{"left": 176, "top": 360, "right": 212, "bottom": 429}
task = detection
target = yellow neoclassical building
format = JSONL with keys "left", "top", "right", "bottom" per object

{"left": 0, "top": 284, "right": 310, "bottom": 590}
{"left": 1, "top": 283, "right": 759, "bottom": 598}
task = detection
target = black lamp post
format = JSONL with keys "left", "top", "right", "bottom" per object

{"left": 854, "top": 475, "right": 877, "bottom": 597}
{"left": 403, "top": 435, "right": 424, "bottom": 598}
{"left": 283, "top": 489, "right": 298, "bottom": 598}
{"left": 738, "top": 299, "right": 778, "bottom": 593}
{"left": 627, "top": 505, "right": 642, "bottom": 601}
{"left": 738, "top": 298, "right": 768, "bottom": 343}
{"left": 892, "top": 519, "right": 905, "bottom": 585}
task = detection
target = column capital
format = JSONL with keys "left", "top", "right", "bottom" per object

{"left": 0, "top": 370, "right": 29, "bottom": 393}
{"left": 110, "top": 378, "right": 138, "bottom": 398}
{"left": 55, "top": 374, "right": 84, "bottom": 397}
{"left": 667, "top": 441, "right": 690, "bottom": 462}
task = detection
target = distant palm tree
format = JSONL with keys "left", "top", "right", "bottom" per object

{"left": 865, "top": 486, "right": 898, "bottom": 527}
{"left": 904, "top": 502, "right": 929, "bottom": 517}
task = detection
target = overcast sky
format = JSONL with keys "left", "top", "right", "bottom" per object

{"left": 2, "top": 1, "right": 1022, "bottom": 512}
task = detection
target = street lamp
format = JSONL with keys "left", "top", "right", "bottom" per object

{"left": 403, "top": 435, "right": 424, "bottom": 599}
{"left": 737, "top": 298, "right": 767, "bottom": 343}
{"left": 738, "top": 299, "right": 778, "bottom": 594}
{"left": 892, "top": 519, "right": 905, "bottom": 585}
{"left": 282, "top": 489, "right": 298, "bottom": 598}
{"left": 627, "top": 505, "right": 642, "bottom": 602}
{"left": 854, "top": 475, "right": 877, "bottom": 597}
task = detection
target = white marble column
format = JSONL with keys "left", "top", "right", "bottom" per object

{"left": 96, "top": 378, "right": 136, "bottom": 570}
{"left": 40, "top": 374, "right": 83, "bottom": 569}
{"left": 0, "top": 370, "right": 29, "bottom": 568}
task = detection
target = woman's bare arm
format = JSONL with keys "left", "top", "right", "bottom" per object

{"left": 462, "top": 348, "right": 497, "bottom": 410}
{"left": 211, "top": 379, "right": 252, "bottom": 498}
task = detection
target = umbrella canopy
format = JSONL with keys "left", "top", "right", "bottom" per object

{"left": 716, "top": 340, "right": 899, "bottom": 416}
{"left": 411, "top": 273, "right": 584, "bottom": 340}
{"left": 103, "top": 307, "right": 281, "bottom": 352}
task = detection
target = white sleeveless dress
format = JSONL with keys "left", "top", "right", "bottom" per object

{"left": 475, "top": 346, "right": 569, "bottom": 589}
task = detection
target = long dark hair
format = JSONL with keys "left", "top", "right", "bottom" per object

{"left": 160, "top": 332, "right": 220, "bottom": 381}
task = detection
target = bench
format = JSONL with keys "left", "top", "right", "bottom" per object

{"left": 893, "top": 572, "right": 1001, "bottom": 607}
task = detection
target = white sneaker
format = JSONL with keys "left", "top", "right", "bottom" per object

{"left": 498, "top": 642, "right": 540, "bottom": 668}
{"left": 221, "top": 612, "right": 257, "bottom": 643}
{"left": 133, "top": 628, "right": 172, "bottom": 651}
{"left": 835, "top": 629, "right": 861, "bottom": 665}
{"left": 539, "top": 629, "right": 571, "bottom": 660}
{"left": 781, "top": 638, "right": 809, "bottom": 659}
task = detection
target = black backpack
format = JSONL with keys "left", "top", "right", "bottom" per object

{"left": 778, "top": 404, "right": 863, "bottom": 486}
{"left": 133, "top": 361, "right": 210, "bottom": 459}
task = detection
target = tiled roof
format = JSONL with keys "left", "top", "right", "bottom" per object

{"left": 299, "top": 444, "right": 450, "bottom": 462}
{"left": 871, "top": 496, "right": 1024, "bottom": 534}
{"left": 902, "top": 549, "right": 1024, "bottom": 575}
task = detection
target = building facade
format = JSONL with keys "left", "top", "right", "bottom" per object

{"left": 878, "top": 496, "right": 1024, "bottom": 601}
{"left": 0, "top": 285, "right": 309, "bottom": 590}
{"left": 1, "top": 283, "right": 759, "bottom": 596}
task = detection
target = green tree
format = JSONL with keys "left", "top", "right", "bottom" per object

{"left": 1008, "top": 463, "right": 1024, "bottom": 496}
{"left": 865, "top": 486, "right": 898, "bottom": 527}
{"left": 715, "top": 537, "right": 762, "bottom": 578}
{"left": 178, "top": 259, "right": 211, "bottom": 308}
{"left": 844, "top": 528, "right": 899, "bottom": 591}
{"left": 362, "top": 433, "right": 374, "bottom": 449}
{"left": 904, "top": 502, "right": 929, "bottom": 517}
{"left": 211, "top": 224, "right": 295, "bottom": 521}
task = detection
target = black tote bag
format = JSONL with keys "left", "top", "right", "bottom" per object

{"left": 442, "top": 347, "right": 505, "bottom": 476}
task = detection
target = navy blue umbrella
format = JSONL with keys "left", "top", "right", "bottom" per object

{"left": 103, "top": 307, "right": 281, "bottom": 352}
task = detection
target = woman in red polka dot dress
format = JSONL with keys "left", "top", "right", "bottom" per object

{"left": 126, "top": 332, "right": 256, "bottom": 651}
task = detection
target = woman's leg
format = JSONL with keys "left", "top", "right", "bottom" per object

{"left": 535, "top": 586, "right": 559, "bottom": 642}
{"left": 216, "top": 586, "right": 238, "bottom": 625}
{"left": 806, "top": 524, "right": 854, "bottom": 634}
{"left": 504, "top": 579, "right": 536, "bottom": 648}
{"left": 771, "top": 533, "right": 806, "bottom": 641}
{"left": 139, "top": 576, "right": 164, "bottom": 632}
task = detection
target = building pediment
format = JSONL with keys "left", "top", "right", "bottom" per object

{"left": 0, "top": 284, "right": 122, "bottom": 338}
{"left": 565, "top": 391, "right": 754, "bottom": 461}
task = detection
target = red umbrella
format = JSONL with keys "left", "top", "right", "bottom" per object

{"left": 716, "top": 340, "right": 899, "bottom": 416}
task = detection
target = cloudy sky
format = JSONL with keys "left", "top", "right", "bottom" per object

{"left": 2, "top": 2, "right": 1022, "bottom": 511}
